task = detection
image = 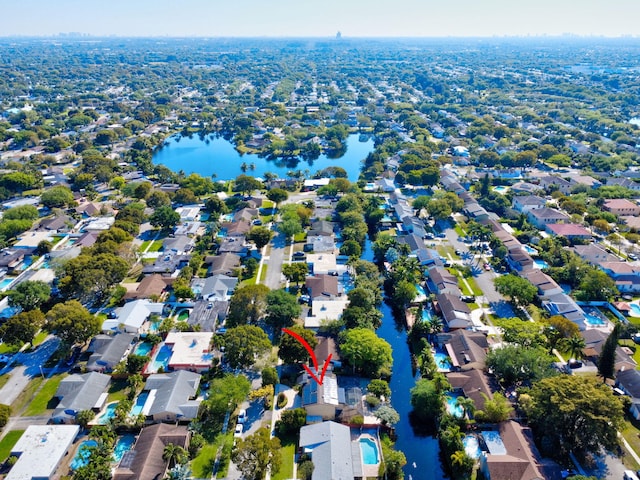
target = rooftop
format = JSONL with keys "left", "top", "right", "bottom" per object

{"left": 165, "top": 331, "right": 214, "bottom": 370}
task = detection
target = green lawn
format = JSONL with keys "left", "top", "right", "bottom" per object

{"left": 272, "top": 435, "right": 296, "bottom": 480}
{"left": 454, "top": 224, "right": 466, "bottom": 237}
{"left": 0, "top": 374, "right": 10, "bottom": 391}
{"left": 0, "top": 431, "right": 24, "bottom": 462}
{"left": 466, "top": 276, "right": 484, "bottom": 296}
{"left": 23, "top": 374, "right": 67, "bottom": 416}
{"left": 620, "top": 339, "right": 640, "bottom": 367}
{"left": 0, "top": 343, "right": 19, "bottom": 355}
{"left": 11, "top": 377, "right": 44, "bottom": 414}
{"left": 293, "top": 232, "right": 306, "bottom": 243}
{"left": 192, "top": 433, "right": 234, "bottom": 478}
{"left": 259, "top": 265, "right": 268, "bottom": 283}
{"left": 107, "top": 378, "right": 129, "bottom": 403}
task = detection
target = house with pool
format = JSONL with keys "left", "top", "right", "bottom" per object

{"left": 103, "top": 299, "right": 164, "bottom": 334}
{"left": 163, "top": 331, "right": 214, "bottom": 372}
{"left": 140, "top": 370, "right": 201, "bottom": 423}
{"left": 52, "top": 372, "right": 111, "bottom": 424}
{"left": 86, "top": 333, "right": 135, "bottom": 372}
{"left": 299, "top": 421, "right": 382, "bottom": 480}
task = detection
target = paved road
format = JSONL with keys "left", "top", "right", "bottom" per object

{"left": 0, "top": 415, "right": 50, "bottom": 440}
{"left": 264, "top": 231, "right": 287, "bottom": 290}
{"left": 0, "top": 337, "right": 60, "bottom": 408}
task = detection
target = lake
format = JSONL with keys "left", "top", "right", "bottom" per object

{"left": 361, "top": 240, "right": 446, "bottom": 480}
{"left": 152, "top": 133, "right": 374, "bottom": 181}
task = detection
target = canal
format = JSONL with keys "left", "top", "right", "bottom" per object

{"left": 362, "top": 240, "right": 446, "bottom": 480}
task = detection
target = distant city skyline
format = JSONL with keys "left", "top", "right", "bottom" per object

{"left": 3, "top": 0, "right": 640, "bottom": 38}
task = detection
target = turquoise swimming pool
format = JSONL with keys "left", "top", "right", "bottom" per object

{"left": 97, "top": 402, "right": 118, "bottom": 424}
{"left": 113, "top": 434, "right": 136, "bottom": 463}
{"left": 131, "top": 391, "right": 149, "bottom": 417}
{"left": 360, "top": 437, "right": 380, "bottom": 465}
{"left": 70, "top": 439, "right": 98, "bottom": 470}
{"left": 433, "top": 351, "right": 452, "bottom": 371}
{"left": 463, "top": 435, "right": 481, "bottom": 459}
{"left": 149, "top": 344, "right": 172, "bottom": 372}
{"left": 134, "top": 342, "right": 153, "bottom": 356}
{"left": 446, "top": 393, "right": 464, "bottom": 418}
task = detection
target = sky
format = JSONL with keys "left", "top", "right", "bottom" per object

{"left": 3, "top": 0, "right": 640, "bottom": 38}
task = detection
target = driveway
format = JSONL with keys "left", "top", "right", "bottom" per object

{"left": 264, "top": 231, "right": 287, "bottom": 290}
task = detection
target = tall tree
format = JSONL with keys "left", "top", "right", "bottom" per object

{"left": 227, "top": 284, "right": 270, "bottom": 327}
{"left": 223, "top": 325, "right": 271, "bottom": 369}
{"left": 0, "top": 310, "right": 45, "bottom": 346}
{"left": 282, "top": 262, "right": 308, "bottom": 285}
{"left": 278, "top": 325, "right": 317, "bottom": 365}
{"left": 45, "top": 300, "right": 100, "bottom": 346}
{"left": 265, "top": 289, "right": 301, "bottom": 332}
{"left": 231, "top": 427, "right": 281, "bottom": 480}
{"left": 7, "top": 280, "right": 51, "bottom": 311}
{"left": 340, "top": 328, "right": 393, "bottom": 377}
{"left": 598, "top": 323, "right": 620, "bottom": 381}
{"left": 494, "top": 275, "right": 537, "bottom": 306}
{"left": 248, "top": 226, "right": 274, "bottom": 250}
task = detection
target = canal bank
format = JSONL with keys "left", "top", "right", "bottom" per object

{"left": 362, "top": 240, "right": 445, "bottom": 480}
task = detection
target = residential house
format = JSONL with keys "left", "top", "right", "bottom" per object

{"left": 527, "top": 208, "right": 569, "bottom": 229}
{"left": 426, "top": 267, "right": 461, "bottom": 296}
{"left": 83, "top": 216, "right": 116, "bottom": 231}
{"left": 233, "top": 207, "right": 259, "bottom": 223}
{"left": 301, "top": 372, "right": 345, "bottom": 420}
{"left": 112, "top": 424, "right": 189, "bottom": 480}
{"left": 616, "top": 369, "right": 640, "bottom": 420}
{"left": 314, "top": 336, "right": 341, "bottom": 369}
{"left": 174, "top": 220, "right": 201, "bottom": 236}
{"left": 305, "top": 235, "right": 337, "bottom": 253}
{"left": 572, "top": 244, "right": 618, "bottom": 266}
{"left": 542, "top": 293, "right": 587, "bottom": 329}
{"left": 511, "top": 195, "right": 546, "bottom": 214}
{"left": 218, "top": 235, "right": 249, "bottom": 256}
{"left": 416, "top": 248, "right": 444, "bottom": 268}
{"left": 164, "top": 332, "right": 214, "bottom": 372}
{"left": 222, "top": 220, "right": 251, "bottom": 237}
{"left": 307, "top": 253, "right": 338, "bottom": 275}
{"left": 14, "top": 232, "right": 53, "bottom": 249}
{"left": 308, "top": 220, "right": 335, "bottom": 238}
{"left": 205, "top": 253, "right": 241, "bottom": 276}
{"left": 538, "top": 176, "right": 573, "bottom": 194}
{"left": 435, "top": 293, "right": 472, "bottom": 330}
{"left": 306, "top": 274, "right": 341, "bottom": 299}
{"left": 599, "top": 262, "right": 640, "bottom": 293}
{"left": 520, "top": 270, "right": 563, "bottom": 297}
{"left": 506, "top": 250, "right": 534, "bottom": 273}
{"left": 510, "top": 181, "right": 540, "bottom": 194}
{"left": 305, "top": 297, "right": 349, "bottom": 329}
{"left": 74, "top": 231, "right": 99, "bottom": 248}
{"left": 603, "top": 199, "right": 640, "bottom": 216}
{"left": 52, "top": 372, "right": 110, "bottom": 423}
{"left": 582, "top": 329, "right": 637, "bottom": 372}
{"left": 566, "top": 174, "right": 601, "bottom": 189}
{"left": 175, "top": 206, "right": 201, "bottom": 222}
{"left": 396, "top": 233, "right": 424, "bottom": 254}
{"left": 545, "top": 223, "right": 592, "bottom": 240}
{"left": 104, "top": 299, "right": 164, "bottom": 333}
{"left": 479, "top": 421, "right": 547, "bottom": 480}
{"left": 401, "top": 216, "right": 427, "bottom": 238}
{"left": 0, "top": 249, "right": 27, "bottom": 272}
{"left": 303, "top": 178, "right": 330, "bottom": 190}
{"left": 142, "top": 370, "right": 201, "bottom": 422}
{"left": 436, "top": 329, "right": 489, "bottom": 371}
{"left": 299, "top": 422, "right": 359, "bottom": 480}
{"left": 38, "top": 214, "right": 75, "bottom": 233}
{"left": 141, "top": 253, "right": 190, "bottom": 276}
{"left": 607, "top": 177, "right": 640, "bottom": 191}
{"left": 86, "top": 333, "right": 135, "bottom": 372}
{"left": 75, "top": 201, "right": 104, "bottom": 217}
{"left": 125, "top": 274, "right": 170, "bottom": 301}
{"left": 6, "top": 425, "right": 80, "bottom": 480}
{"left": 446, "top": 369, "right": 493, "bottom": 412}
{"left": 162, "top": 235, "right": 194, "bottom": 254}
{"left": 197, "top": 274, "right": 238, "bottom": 301}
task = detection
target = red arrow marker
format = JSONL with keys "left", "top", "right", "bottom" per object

{"left": 282, "top": 328, "right": 332, "bottom": 386}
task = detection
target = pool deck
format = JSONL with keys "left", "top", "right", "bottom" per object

{"left": 629, "top": 301, "right": 640, "bottom": 318}
{"left": 354, "top": 433, "right": 381, "bottom": 478}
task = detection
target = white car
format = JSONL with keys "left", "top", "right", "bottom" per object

{"left": 237, "top": 409, "right": 247, "bottom": 423}
{"left": 234, "top": 424, "right": 243, "bottom": 438}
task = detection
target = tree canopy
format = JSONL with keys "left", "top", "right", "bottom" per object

{"left": 339, "top": 328, "right": 393, "bottom": 377}
{"left": 226, "top": 284, "right": 270, "bottom": 327}
{"left": 45, "top": 300, "right": 101, "bottom": 346}
{"left": 278, "top": 324, "right": 317, "bottom": 365}
{"left": 223, "top": 325, "right": 271, "bottom": 369}
{"left": 231, "top": 428, "right": 281, "bottom": 480}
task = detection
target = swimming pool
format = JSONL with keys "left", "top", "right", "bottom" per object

{"left": 359, "top": 437, "right": 380, "bottom": 465}
{"left": 463, "top": 435, "right": 481, "bottom": 459}
{"left": 149, "top": 344, "right": 172, "bottom": 372}
{"left": 131, "top": 391, "right": 150, "bottom": 417}
{"left": 533, "top": 259, "right": 549, "bottom": 269}
{"left": 97, "top": 402, "right": 118, "bottom": 424}
{"left": 70, "top": 439, "right": 98, "bottom": 470}
{"left": 446, "top": 393, "right": 464, "bottom": 418}
{"left": 0, "top": 278, "right": 15, "bottom": 291}
{"left": 523, "top": 244, "right": 537, "bottom": 255}
{"left": 113, "top": 434, "right": 136, "bottom": 463}
{"left": 134, "top": 342, "right": 153, "bottom": 356}
{"left": 416, "top": 285, "right": 426, "bottom": 297}
{"left": 433, "top": 351, "right": 452, "bottom": 371}
{"left": 493, "top": 186, "right": 509, "bottom": 194}
{"left": 422, "top": 309, "right": 433, "bottom": 322}
{"left": 631, "top": 304, "right": 640, "bottom": 316}
{"left": 584, "top": 312, "right": 607, "bottom": 326}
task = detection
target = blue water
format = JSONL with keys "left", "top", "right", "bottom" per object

{"left": 39, "top": 260, "right": 50, "bottom": 269}
{"left": 446, "top": 393, "right": 464, "bottom": 418}
{"left": 584, "top": 309, "right": 607, "bottom": 326}
{"left": 97, "top": 402, "right": 118, "bottom": 425}
{"left": 493, "top": 186, "right": 509, "bottom": 193}
{"left": 523, "top": 244, "right": 537, "bottom": 255}
{"left": 153, "top": 133, "right": 375, "bottom": 182}
{"left": 631, "top": 304, "right": 640, "bottom": 316}
{"left": 533, "top": 259, "right": 549, "bottom": 269}
{"left": 463, "top": 435, "right": 481, "bottom": 459}
{"left": 433, "top": 351, "right": 452, "bottom": 371}
{"left": 360, "top": 437, "right": 379, "bottom": 464}
{"left": 134, "top": 342, "right": 153, "bottom": 356}
{"left": 416, "top": 285, "right": 426, "bottom": 297}
{"left": 421, "top": 309, "right": 433, "bottom": 322}
{"left": 113, "top": 434, "right": 136, "bottom": 463}
{"left": 18, "top": 257, "right": 32, "bottom": 271}
{"left": 150, "top": 344, "right": 172, "bottom": 372}
{"left": 0, "top": 306, "right": 18, "bottom": 319}
{"left": 131, "top": 391, "right": 150, "bottom": 416}
{"left": 70, "top": 440, "right": 98, "bottom": 470}
{"left": 0, "top": 278, "right": 15, "bottom": 291}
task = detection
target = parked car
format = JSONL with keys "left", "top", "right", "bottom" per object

{"left": 237, "top": 409, "right": 247, "bottom": 423}
{"left": 629, "top": 253, "right": 638, "bottom": 261}
{"left": 483, "top": 263, "right": 491, "bottom": 271}
{"left": 234, "top": 424, "right": 243, "bottom": 438}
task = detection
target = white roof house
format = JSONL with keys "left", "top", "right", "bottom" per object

{"left": 305, "top": 298, "right": 349, "bottom": 329}
{"left": 165, "top": 332, "right": 214, "bottom": 372}
{"left": 6, "top": 425, "right": 80, "bottom": 480}
{"left": 103, "top": 300, "right": 164, "bottom": 333}
{"left": 306, "top": 253, "right": 337, "bottom": 275}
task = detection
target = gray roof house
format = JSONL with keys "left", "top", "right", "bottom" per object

{"left": 299, "top": 421, "right": 360, "bottom": 480}
{"left": 436, "top": 293, "right": 472, "bottom": 330}
{"left": 301, "top": 372, "right": 345, "bottom": 421}
{"left": 616, "top": 369, "right": 640, "bottom": 420}
{"left": 526, "top": 207, "right": 570, "bottom": 229}
{"left": 198, "top": 274, "right": 238, "bottom": 301}
{"left": 86, "top": 333, "right": 135, "bottom": 372}
{"left": 103, "top": 300, "right": 164, "bottom": 333}
{"left": 305, "top": 235, "right": 337, "bottom": 253}
{"left": 162, "top": 235, "right": 194, "bottom": 254}
{"left": 53, "top": 372, "right": 110, "bottom": 423}
{"left": 205, "top": 253, "right": 241, "bottom": 276}
{"left": 143, "top": 370, "right": 202, "bottom": 423}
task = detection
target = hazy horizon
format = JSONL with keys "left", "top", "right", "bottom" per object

{"left": 3, "top": 0, "right": 640, "bottom": 38}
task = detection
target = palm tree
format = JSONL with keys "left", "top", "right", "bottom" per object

{"left": 456, "top": 396, "right": 476, "bottom": 420}
{"left": 451, "top": 450, "right": 468, "bottom": 468}
{"left": 565, "top": 335, "right": 586, "bottom": 360}
{"left": 163, "top": 443, "right": 188, "bottom": 468}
